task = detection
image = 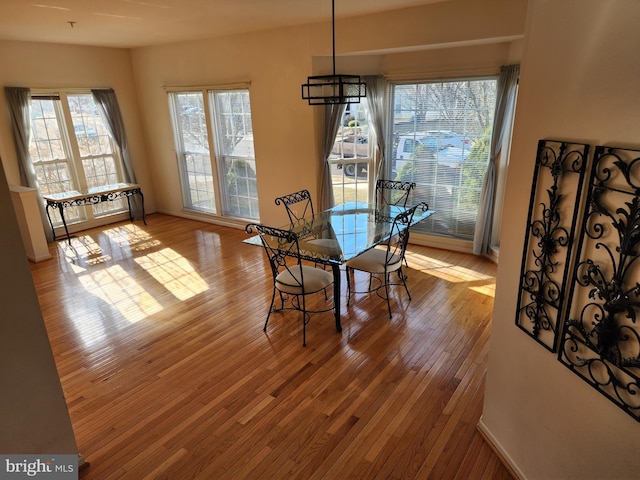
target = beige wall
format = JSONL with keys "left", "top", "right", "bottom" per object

{"left": 0, "top": 0, "right": 524, "bottom": 229}
{"left": 130, "top": 26, "right": 319, "bottom": 226}
{"left": 131, "top": 0, "right": 525, "bottom": 227}
{"left": 0, "top": 159, "right": 77, "bottom": 454}
{"left": 0, "top": 41, "right": 154, "bottom": 213}
{"left": 482, "top": 0, "right": 640, "bottom": 478}
{"left": 0, "top": 0, "right": 541, "bottom": 469}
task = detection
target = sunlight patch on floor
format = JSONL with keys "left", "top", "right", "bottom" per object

{"left": 81, "top": 264, "right": 163, "bottom": 323}
{"left": 68, "top": 314, "right": 109, "bottom": 349}
{"left": 105, "top": 224, "right": 161, "bottom": 251}
{"left": 134, "top": 248, "right": 209, "bottom": 301}
{"left": 470, "top": 283, "right": 495, "bottom": 298}
{"left": 60, "top": 235, "right": 111, "bottom": 271}
{"left": 63, "top": 231, "right": 208, "bottom": 330}
{"left": 404, "top": 250, "right": 453, "bottom": 271}
{"left": 405, "top": 251, "right": 494, "bottom": 283}
{"left": 404, "top": 250, "right": 495, "bottom": 297}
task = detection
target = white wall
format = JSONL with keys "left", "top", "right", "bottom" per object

{"left": 481, "top": 1, "right": 640, "bottom": 478}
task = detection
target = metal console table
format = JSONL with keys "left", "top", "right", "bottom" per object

{"left": 43, "top": 183, "right": 146, "bottom": 244}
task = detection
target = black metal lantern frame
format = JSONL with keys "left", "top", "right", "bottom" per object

{"left": 301, "top": 0, "right": 366, "bottom": 105}
{"left": 302, "top": 74, "right": 366, "bottom": 105}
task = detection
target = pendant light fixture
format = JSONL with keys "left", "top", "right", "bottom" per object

{"left": 301, "top": 0, "right": 366, "bottom": 105}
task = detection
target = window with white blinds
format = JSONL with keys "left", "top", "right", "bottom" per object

{"left": 388, "top": 79, "right": 497, "bottom": 240}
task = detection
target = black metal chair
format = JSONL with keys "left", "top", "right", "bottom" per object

{"left": 345, "top": 202, "right": 426, "bottom": 318}
{"left": 375, "top": 179, "right": 417, "bottom": 269}
{"left": 274, "top": 189, "right": 315, "bottom": 226}
{"left": 246, "top": 223, "right": 335, "bottom": 346}
{"left": 275, "top": 189, "right": 340, "bottom": 274}
{"left": 375, "top": 179, "right": 416, "bottom": 210}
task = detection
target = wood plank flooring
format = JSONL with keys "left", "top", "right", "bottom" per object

{"left": 29, "top": 213, "right": 513, "bottom": 479}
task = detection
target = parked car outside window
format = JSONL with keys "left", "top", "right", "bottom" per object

{"left": 425, "top": 130, "right": 471, "bottom": 149}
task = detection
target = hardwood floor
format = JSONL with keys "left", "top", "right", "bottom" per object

{"left": 30, "top": 214, "right": 513, "bottom": 480}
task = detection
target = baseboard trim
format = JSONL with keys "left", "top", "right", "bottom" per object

{"left": 79, "top": 453, "right": 89, "bottom": 470}
{"left": 409, "top": 232, "right": 474, "bottom": 254}
{"left": 27, "top": 252, "right": 52, "bottom": 263}
{"left": 477, "top": 416, "right": 525, "bottom": 480}
{"left": 156, "top": 208, "right": 247, "bottom": 230}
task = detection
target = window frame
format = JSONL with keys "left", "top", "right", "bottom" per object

{"left": 328, "top": 99, "right": 376, "bottom": 205}
{"left": 167, "top": 85, "right": 259, "bottom": 221}
{"left": 385, "top": 76, "right": 498, "bottom": 244}
{"left": 209, "top": 89, "right": 259, "bottom": 219}
{"left": 168, "top": 90, "right": 218, "bottom": 215}
{"left": 29, "top": 90, "right": 126, "bottom": 227}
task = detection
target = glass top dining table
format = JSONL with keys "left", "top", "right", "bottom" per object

{"left": 244, "top": 201, "right": 436, "bottom": 331}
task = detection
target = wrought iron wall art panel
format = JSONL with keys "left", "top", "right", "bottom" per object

{"left": 559, "top": 146, "right": 640, "bottom": 421}
{"left": 516, "top": 140, "right": 589, "bottom": 351}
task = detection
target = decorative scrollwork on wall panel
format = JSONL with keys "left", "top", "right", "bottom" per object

{"left": 516, "top": 140, "right": 589, "bottom": 351}
{"left": 559, "top": 146, "right": 640, "bottom": 421}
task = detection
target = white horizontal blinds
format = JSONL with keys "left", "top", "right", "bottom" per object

{"left": 164, "top": 82, "right": 250, "bottom": 93}
{"left": 390, "top": 79, "right": 497, "bottom": 240}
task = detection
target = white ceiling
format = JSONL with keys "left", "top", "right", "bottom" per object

{"left": 0, "top": 0, "right": 448, "bottom": 49}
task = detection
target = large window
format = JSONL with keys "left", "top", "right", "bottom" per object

{"left": 329, "top": 100, "right": 373, "bottom": 204}
{"left": 29, "top": 92, "right": 125, "bottom": 226}
{"left": 169, "top": 88, "right": 258, "bottom": 220}
{"left": 389, "top": 79, "right": 497, "bottom": 240}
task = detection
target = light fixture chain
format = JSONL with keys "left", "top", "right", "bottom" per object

{"left": 332, "top": 0, "right": 336, "bottom": 75}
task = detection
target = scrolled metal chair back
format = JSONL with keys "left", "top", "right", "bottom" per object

{"left": 246, "top": 223, "right": 302, "bottom": 285}
{"left": 275, "top": 189, "right": 315, "bottom": 225}
{"left": 375, "top": 179, "right": 417, "bottom": 209}
{"left": 385, "top": 202, "right": 427, "bottom": 264}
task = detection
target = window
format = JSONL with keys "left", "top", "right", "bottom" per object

{"left": 29, "top": 92, "right": 125, "bottom": 226}
{"left": 169, "top": 88, "right": 259, "bottom": 220}
{"left": 329, "top": 100, "right": 374, "bottom": 204}
{"left": 211, "top": 91, "right": 258, "bottom": 219}
{"left": 170, "top": 92, "right": 214, "bottom": 213}
{"left": 388, "top": 79, "right": 497, "bottom": 240}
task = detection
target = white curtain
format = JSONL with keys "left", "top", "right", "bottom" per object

{"left": 92, "top": 88, "right": 143, "bottom": 219}
{"left": 364, "top": 76, "right": 387, "bottom": 183}
{"left": 5, "top": 87, "right": 54, "bottom": 241}
{"left": 473, "top": 64, "right": 520, "bottom": 255}
{"left": 319, "top": 103, "right": 346, "bottom": 211}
